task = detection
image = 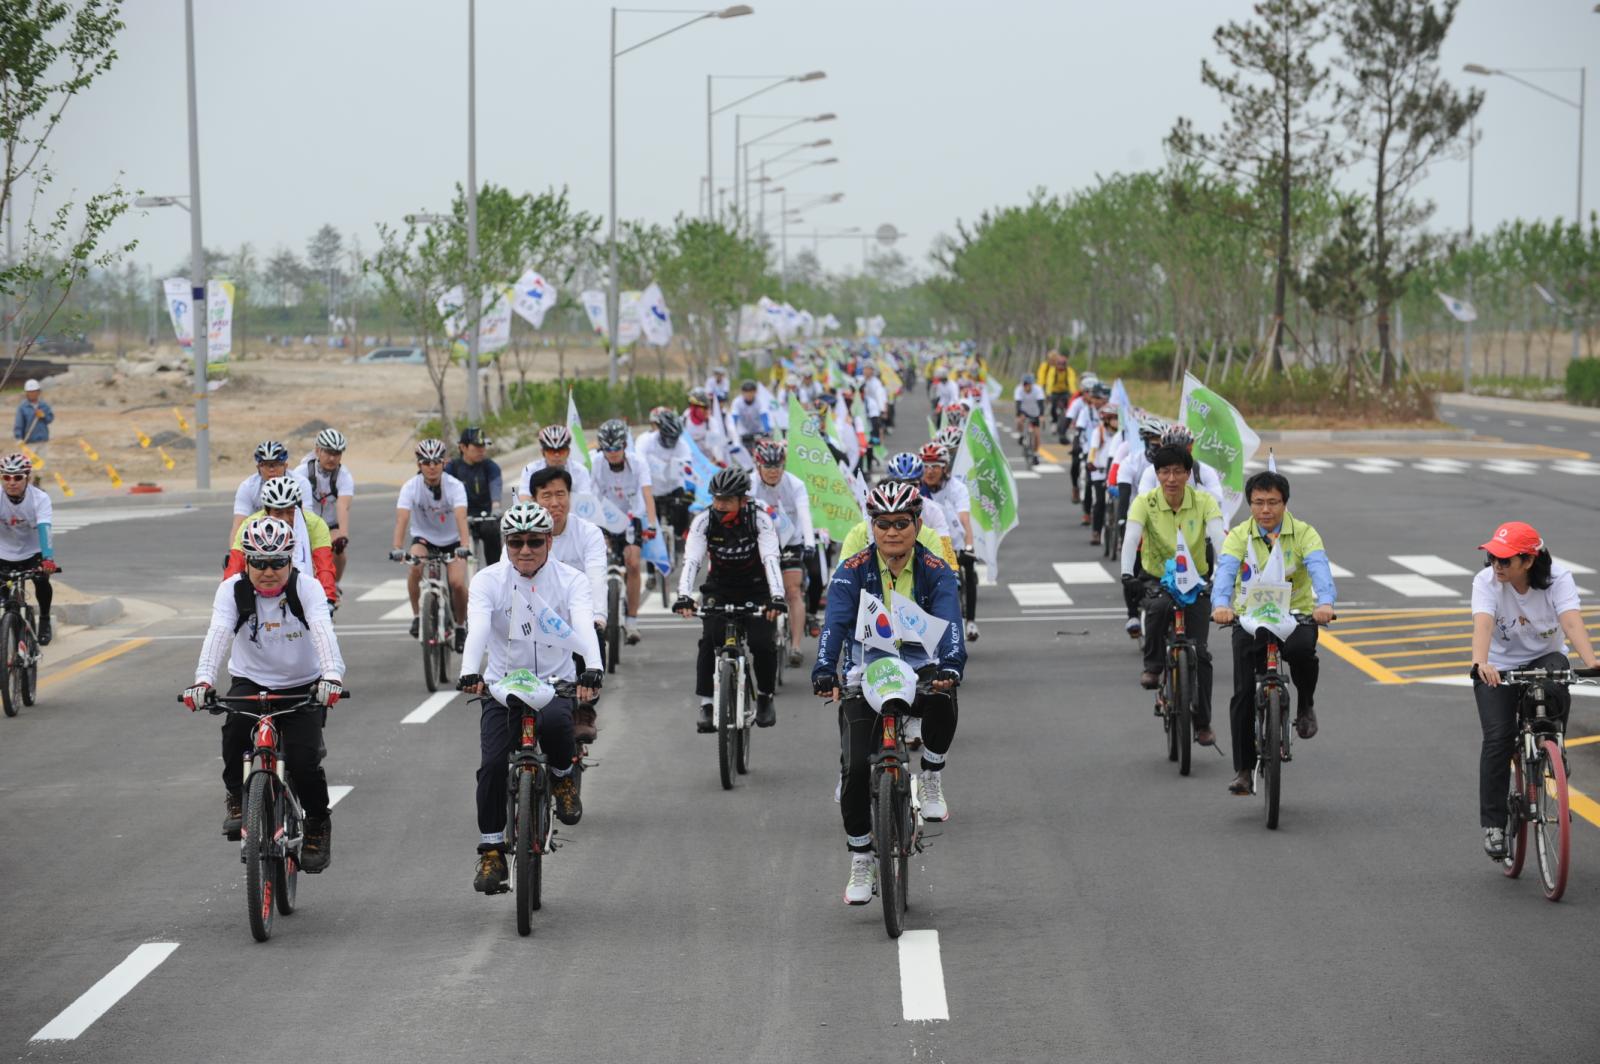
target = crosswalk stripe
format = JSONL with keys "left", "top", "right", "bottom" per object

{"left": 380, "top": 603, "right": 412, "bottom": 621}
{"left": 1390, "top": 554, "right": 1472, "bottom": 577}
{"left": 1414, "top": 459, "right": 1468, "bottom": 474}
{"left": 1052, "top": 561, "right": 1114, "bottom": 584}
{"left": 1277, "top": 462, "right": 1324, "bottom": 475}
{"left": 1012, "top": 471, "right": 1041, "bottom": 480}
{"left": 1034, "top": 463, "right": 1064, "bottom": 474}
{"left": 1327, "top": 561, "right": 1354, "bottom": 578}
{"left": 1369, "top": 574, "right": 1459, "bottom": 598}
{"left": 1009, "top": 583, "right": 1073, "bottom": 606}
{"left": 357, "top": 578, "right": 410, "bottom": 602}
{"left": 1555, "top": 556, "right": 1597, "bottom": 575}
{"left": 1345, "top": 461, "right": 1395, "bottom": 474}
{"left": 1552, "top": 460, "right": 1600, "bottom": 476}
{"left": 402, "top": 692, "right": 455, "bottom": 723}
{"left": 1483, "top": 459, "right": 1539, "bottom": 475}
{"left": 327, "top": 785, "right": 353, "bottom": 807}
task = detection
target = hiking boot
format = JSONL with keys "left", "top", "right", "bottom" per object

{"left": 36, "top": 617, "right": 51, "bottom": 646}
{"left": 755, "top": 693, "right": 776, "bottom": 728}
{"left": 1139, "top": 670, "right": 1160, "bottom": 690}
{"left": 843, "top": 852, "right": 876, "bottom": 905}
{"left": 552, "top": 773, "right": 583, "bottom": 826}
{"left": 409, "top": 616, "right": 420, "bottom": 639}
{"left": 222, "top": 791, "right": 243, "bottom": 840}
{"left": 474, "top": 848, "right": 509, "bottom": 893}
{"left": 1484, "top": 827, "right": 1507, "bottom": 861}
{"left": 696, "top": 702, "right": 714, "bottom": 734}
{"left": 920, "top": 771, "right": 949, "bottom": 822}
{"left": 573, "top": 703, "right": 598, "bottom": 744}
{"left": 302, "top": 816, "right": 331, "bottom": 873}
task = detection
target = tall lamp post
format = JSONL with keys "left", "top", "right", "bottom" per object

{"left": 746, "top": 139, "right": 831, "bottom": 231}
{"left": 1465, "top": 62, "right": 1588, "bottom": 366}
{"left": 706, "top": 71, "right": 825, "bottom": 220}
{"left": 609, "top": 5, "right": 752, "bottom": 386}
{"left": 736, "top": 112, "right": 835, "bottom": 220}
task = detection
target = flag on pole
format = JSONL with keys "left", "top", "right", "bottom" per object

{"left": 579, "top": 290, "right": 608, "bottom": 337}
{"left": 1436, "top": 291, "right": 1478, "bottom": 323}
{"left": 785, "top": 395, "right": 863, "bottom": 541}
{"left": 1266, "top": 448, "right": 1277, "bottom": 474}
{"left": 566, "top": 391, "right": 591, "bottom": 470}
{"left": 682, "top": 432, "right": 719, "bottom": 513}
{"left": 570, "top": 492, "right": 629, "bottom": 534}
{"left": 855, "top": 591, "right": 901, "bottom": 653}
{"left": 638, "top": 282, "right": 673, "bottom": 345}
{"left": 513, "top": 589, "right": 594, "bottom": 656}
{"left": 640, "top": 528, "right": 670, "bottom": 574}
{"left": 950, "top": 406, "right": 1019, "bottom": 579}
{"left": 1170, "top": 528, "right": 1202, "bottom": 596}
{"left": 1178, "top": 372, "right": 1259, "bottom": 522}
{"left": 1237, "top": 536, "right": 1297, "bottom": 641}
{"left": 890, "top": 590, "right": 949, "bottom": 657}
{"left": 511, "top": 270, "right": 557, "bottom": 328}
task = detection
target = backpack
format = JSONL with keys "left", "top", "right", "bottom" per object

{"left": 232, "top": 572, "right": 309, "bottom": 636}
{"left": 305, "top": 457, "right": 337, "bottom": 506}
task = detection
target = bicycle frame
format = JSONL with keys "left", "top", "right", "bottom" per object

{"left": 707, "top": 604, "right": 759, "bottom": 730}
{"left": 410, "top": 553, "right": 454, "bottom": 644}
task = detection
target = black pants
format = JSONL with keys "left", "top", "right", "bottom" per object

{"left": 804, "top": 549, "right": 824, "bottom": 615}
{"left": 1140, "top": 584, "right": 1214, "bottom": 728}
{"left": 838, "top": 687, "right": 957, "bottom": 841}
{"left": 471, "top": 523, "right": 503, "bottom": 566}
{"left": 220, "top": 678, "right": 330, "bottom": 818}
{"left": 476, "top": 694, "right": 576, "bottom": 839}
{"left": 1070, "top": 439, "right": 1085, "bottom": 502}
{"left": 1090, "top": 478, "right": 1108, "bottom": 535}
{"left": 1475, "top": 651, "right": 1571, "bottom": 828}
{"left": 958, "top": 551, "right": 978, "bottom": 621}
{"left": 696, "top": 588, "right": 777, "bottom": 699}
{"left": 0, "top": 554, "right": 51, "bottom": 618}
{"left": 1228, "top": 623, "right": 1320, "bottom": 773}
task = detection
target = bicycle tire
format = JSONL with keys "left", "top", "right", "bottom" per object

{"left": 775, "top": 614, "right": 789, "bottom": 688}
{"left": 0, "top": 614, "right": 17, "bottom": 717}
{"left": 736, "top": 666, "right": 754, "bottom": 775}
{"left": 1504, "top": 755, "right": 1528, "bottom": 879}
{"left": 717, "top": 658, "right": 737, "bottom": 790}
{"left": 19, "top": 625, "right": 36, "bottom": 707}
{"left": 437, "top": 595, "right": 454, "bottom": 683}
{"left": 244, "top": 773, "right": 275, "bottom": 942}
{"left": 1262, "top": 685, "right": 1283, "bottom": 830}
{"left": 1175, "top": 650, "right": 1193, "bottom": 777}
{"left": 606, "top": 579, "right": 621, "bottom": 673}
{"left": 1534, "top": 740, "right": 1570, "bottom": 901}
{"left": 515, "top": 769, "right": 539, "bottom": 935}
{"left": 274, "top": 791, "right": 298, "bottom": 916}
{"left": 877, "top": 771, "right": 905, "bottom": 939}
{"left": 420, "top": 590, "right": 439, "bottom": 692}
{"left": 1164, "top": 696, "right": 1179, "bottom": 762}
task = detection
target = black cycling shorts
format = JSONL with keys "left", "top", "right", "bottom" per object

{"left": 779, "top": 545, "right": 805, "bottom": 572}
{"left": 412, "top": 537, "right": 461, "bottom": 554}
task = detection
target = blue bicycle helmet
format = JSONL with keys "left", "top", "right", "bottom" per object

{"left": 885, "top": 451, "right": 924, "bottom": 482}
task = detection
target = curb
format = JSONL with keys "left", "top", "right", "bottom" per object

{"left": 56, "top": 597, "right": 123, "bottom": 628}
{"left": 1436, "top": 392, "right": 1600, "bottom": 424}
{"left": 1255, "top": 428, "right": 1476, "bottom": 442}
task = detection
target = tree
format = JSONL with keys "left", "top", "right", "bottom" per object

{"left": 306, "top": 223, "right": 343, "bottom": 329}
{"left": 1169, "top": 0, "right": 1341, "bottom": 373}
{"left": 1335, "top": 0, "right": 1481, "bottom": 384}
{"left": 227, "top": 242, "right": 256, "bottom": 359}
{"left": 366, "top": 220, "right": 460, "bottom": 441}
{"left": 655, "top": 215, "right": 767, "bottom": 379}
{"left": 263, "top": 247, "right": 305, "bottom": 308}
{"left": 1297, "top": 195, "right": 1374, "bottom": 376}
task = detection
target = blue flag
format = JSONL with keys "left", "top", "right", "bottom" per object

{"left": 640, "top": 528, "right": 670, "bottom": 574}
{"left": 683, "top": 433, "right": 718, "bottom": 514}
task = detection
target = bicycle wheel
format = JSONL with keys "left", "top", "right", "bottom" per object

{"left": 876, "top": 771, "right": 906, "bottom": 939}
{"left": 717, "top": 658, "right": 737, "bottom": 790}
{"left": 1262, "top": 685, "right": 1283, "bottom": 830}
{"left": 775, "top": 613, "right": 789, "bottom": 689}
{"left": 1174, "top": 650, "right": 1193, "bottom": 777}
{"left": 515, "top": 769, "right": 541, "bottom": 936}
{"left": 0, "top": 614, "right": 17, "bottom": 717}
{"left": 420, "top": 590, "right": 439, "bottom": 692}
{"left": 274, "top": 792, "right": 298, "bottom": 916}
{"left": 19, "top": 625, "right": 36, "bottom": 707}
{"left": 606, "top": 578, "right": 621, "bottom": 673}
{"left": 1504, "top": 755, "right": 1528, "bottom": 879}
{"left": 736, "top": 666, "right": 754, "bottom": 775}
{"left": 1534, "top": 740, "right": 1570, "bottom": 901}
{"left": 244, "top": 774, "right": 276, "bottom": 942}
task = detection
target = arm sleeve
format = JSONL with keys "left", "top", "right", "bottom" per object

{"left": 458, "top": 572, "right": 494, "bottom": 678}
{"left": 36, "top": 523, "right": 51, "bottom": 558}
{"left": 1470, "top": 572, "right": 1497, "bottom": 616}
{"left": 567, "top": 571, "right": 602, "bottom": 667}
{"left": 1120, "top": 520, "right": 1144, "bottom": 578}
{"left": 338, "top": 468, "right": 355, "bottom": 498}
{"left": 301, "top": 579, "right": 344, "bottom": 681}
{"left": 756, "top": 510, "right": 784, "bottom": 599}
{"left": 311, "top": 547, "right": 338, "bottom": 600}
{"left": 677, "top": 511, "right": 709, "bottom": 598}
{"left": 1303, "top": 550, "right": 1337, "bottom": 607}
{"left": 583, "top": 524, "right": 607, "bottom": 608}
{"left": 223, "top": 548, "right": 246, "bottom": 580}
{"left": 195, "top": 581, "right": 238, "bottom": 685}
{"left": 1212, "top": 553, "right": 1241, "bottom": 610}
{"left": 790, "top": 477, "right": 815, "bottom": 548}
{"left": 812, "top": 564, "right": 856, "bottom": 680}
{"left": 1549, "top": 571, "right": 1581, "bottom": 615}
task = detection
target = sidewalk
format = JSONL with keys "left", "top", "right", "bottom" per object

{"left": 1436, "top": 392, "right": 1600, "bottom": 424}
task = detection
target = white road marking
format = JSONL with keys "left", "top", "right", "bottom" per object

{"left": 1591, "top": 431, "right": 1600, "bottom": 438}
{"left": 1390, "top": 554, "right": 1472, "bottom": 577}
{"left": 1370, "top": 574, "right": 1458, "bottom": 597}
{"left": 1548, "top": 425, "right": 1567, "bottom": 433}
{"left": 380, "top": 603, "right": 413, "bottom": 621}
{"left": 357, "top": 578, "right": 411, "bottom": 602}
{"left": 1052, "top": 561, "right": 1114, "bottom": 584}
{"left": 973, "top": 562, "right": 997, "bottom": 586}
{"left": 1291, "top": 458, "right": 1335, "bottom": 468}
{"left": 636, "top": 594, "right": 670, "bottom": 616}
{"left": 402, "top": 692, "right": 456, "bottom": 723}
{"left": 1009, "top": 583, "right": 1072, "bottom": 606}
{"left": 1483, "top": 459, "right": 1539, "bottom": 475}
{"left": 1326, "top": 561, "right": 1354, "bottom": 579}
{"left": 1276, "top": 462, "right": 1324, "bottom": 475}
{"left": 898, "top": 929, "right": 950, "bottom": 1022}
{"left": 328, "top": 785, "right": 353, "bottom": 808}
{"left": 1419, "top": 675, "right": 1600, "bottom": 698}
{"left": 1506, "top": 419, "right": 1527, "bottom": 427}
{"left": 1413, "top": 459, "right": 1469, "bottom": 474}
{"left": 1472, "top": 414, "right": 1490, "bottom": 422}
{"left": 49, "top": 506, "right": 189, "bottom": 535}
{"left": 1011, "top": 470, "right": 1041, "bottom": 480}
{"left": 1344, "top": 461, "right": 1394, "bottom": 475}
{"left": 31, "top": 942, "right": 180, "bottom": 1041}
{"left": 1552, "top": 460, "right": 1600, "bottom": 476}
{"left": 1033, "top": 463, "right": 1064, "bottom": 473}
{"left": 1555, "top": 556, "right": 1597, "bottom": 575}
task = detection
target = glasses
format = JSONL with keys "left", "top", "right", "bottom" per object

{"left": 246, "top": 556, "right": 291, "bottom": 571}
{"left": 420, "top": 459, "right": 444, "bottom": 467}
{"left": 1, "top": 474, "right": 27, "bottom": 483}
{"left": 872, "top": 518, "right": 914, "bottom": 532}
{"left": 506, "top": 536, "right": 548, "bottom": 551}
{"left": 1489, "top": 554, "right": 1524, "bottom": 569}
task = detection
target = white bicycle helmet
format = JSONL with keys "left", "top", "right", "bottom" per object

{"left": 866, "top": 481, "right": 923, "bottom": 518}
{"left": 500, "top": 501, "right": 555, "bottom": 536}
{"left": 538, "top": 425, "right": 573, "bottom": 451}
{"left": 415, "top": 438, "right": 448, "bottom": 463}
{"left": 0, "top": 452, "right": 32, "bottom": 476}
{"left": 259, "top": 476, "right": 303, "bottom": 510}
{"left": 240, "top": 515, "right": 294, "bottom": 556}
{"left": 315, "top": 428, "right": 347, "bottom": 452}
{"left": 253, "top": 440, "right": 289, "bottom": 464}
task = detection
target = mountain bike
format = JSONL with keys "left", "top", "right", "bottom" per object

{"left": 187, "top": 690, "right": 352, "bottom": 942}
{"left": 399, "top": 551, "right": 454, "bottom": 693}
{"left": 1018, "top": 414, "right": 1040, "bottom": 467}
{"left": 696, "top": 599, "right": 765, "bottom": 790}
{"left": 604, "top": 533, "right": 627, "bottom": 673}
{"left": 1226, "top": 615, "right": 1334, "bottom": 829}
{"left": 1496, "top": 664, "right": 1600, "bottom": 901}
{"left": 0, "top": 566, "right": 52, "bottom": 718}
{"left": 467, "top": 511, "right": 499, "bottom": 571}
{"left": 1150, "top": 582, "right": 1201, "bottom": 777}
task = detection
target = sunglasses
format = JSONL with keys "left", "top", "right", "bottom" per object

{"left": 1, "top": 474, "right": 27, "bottom": 483}
{"left": 873, "top": 518, "right": 914, "bottom": 532}
{"left": 1489, "top": 554, "right": 1525, "bottom": 569}
{"left": 246, "top": 556, "right": 291, "bottom": 571}
{"left": 419, "top": 459, "right": 445, "bottom": 467}
{"left": 505, "top": 536, "right": 548, "bottom": 551}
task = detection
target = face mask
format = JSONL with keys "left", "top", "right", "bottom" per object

{"left": 718, "top": 506, "right": 742, "bottom": 527}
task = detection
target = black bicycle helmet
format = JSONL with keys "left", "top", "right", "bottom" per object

{"left": 708, "top": 467, "right": 751, "bottom": 497}
{"left": 596, "top": 419, "right": 630, "bottom": 452}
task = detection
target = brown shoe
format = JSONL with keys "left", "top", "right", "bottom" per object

{"left": 573, "top": 703, "right": 598, "bottom": 744}
{"left": 222, "top": 791, "right": 243, "bottom": 841}
{"left": 552, "top": 772, "right": 583, "bottom": 826}
{"left": 301, "top": 816, "right": 331, "bottom": 873}
{"left": 1228, "top": 770, "right": 1253, "bottom": 796}
{"left": 1295, "top": 708, "right": 1318, "bottom": 740}
{"left": 1089, "top": 532, "right": 1101, "bottom": 546}
{"left": 1194, "top": 727, "right": 1216, "bottom": 746}
{"left": 1138, "top": 671, "right": 1160, "bottom": 690}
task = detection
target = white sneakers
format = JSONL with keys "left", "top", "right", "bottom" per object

{"left": 965, "top": 620, "right": 979, "bottom": 642}
{"left": 920, "top": 771, "right": 948, "bottom": 822}
{"left": 624, "top": 619, "right": 641, "bottom": 645}
{"left": 844, "top": 853, "right": 876, "bottom": 905}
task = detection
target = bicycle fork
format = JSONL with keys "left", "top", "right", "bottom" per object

{"left": 711, "top": 647, "right": 748, "bottom": 730}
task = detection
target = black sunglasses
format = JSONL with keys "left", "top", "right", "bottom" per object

{"left": 246, "top": 556, "right": 291, "bottom": 571}
{"left": 505, "top": 536, "right": 548, "bottom": 550}
{"left": 1488, "top": 554, "right": 1526, "bottom": 569}
{"left": 873, "top": 518, "right": 914, "bottom": 532}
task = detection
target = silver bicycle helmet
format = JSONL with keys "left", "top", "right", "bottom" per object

{"left": 500, "top": 501, "right": 555, "bottom": 536}
{"left": 315, "top": 428, "right": 347, "bottom": 452}
{"left": 866, "top": 481, "right": 923, "bottom": 518}
{"left": 259, "top": 476, "right": 303, "bottom": 510}
{"left": 538, "top": 424, "right": 573, "bottom": 451}
{"left": 253, "top": 440, "right": 289, "bottom": 464}
{"left": 596, "top": 419, "right": 630, "bottom": 452}
{"left": 0, "top": 452, "right": 32, "bottom": 476}
{"left": 415, "top": 438, "right": 448, "bottom": 463}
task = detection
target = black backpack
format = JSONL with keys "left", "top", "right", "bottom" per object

{"left": 232, "top": 571, "right": 309, "bottom": 638}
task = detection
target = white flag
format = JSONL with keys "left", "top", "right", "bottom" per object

{"left": 579, "top": 289, "right": 609, "bottom": 337}
{"left": 1266, "top": 448, "right": 1278, "bottom": 474}
{"left": 571, "top": 492, "right": 628, "bottom": 534}
{"left": 478, "top": 285, "right": 512, "bottom": 354}
{"left": 1172, "top": 528, "right": 1202, "bottom": 596}
{"left": 1532, "top": 281, "right": 1560, "bottom": 309}
{"left": 1238, "top": 536, "right": 1297, "bottom": 641}
{"left": 514, "top": 589, "right": 593, "bottom": 656}
{"left": 165, "top": 277, "right": 233, "bottom": 363}
{"left": 1436, "top": 290, "right": 1478, "bottom": 323}
{"left": 855, "top": 590, "right": 901, "bottom": 653}
{"left": 639, "top": 282, "right": 673, "bottom": 345}
{"left": 889, "top": 590, "right": 948, "bottom": 658}
{"left": 511, "top": 270, "right": 557, "bottom": 329}
{"left": 617, "top": 290, "right": 643, "bottom": 349}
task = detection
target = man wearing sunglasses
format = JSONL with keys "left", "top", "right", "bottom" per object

{"left": 184, "top": 516, "right": 345, "bottom": 872}
{"left": 391, "top": 439, "right": 472, "bottom": 649}
{"left": 813, "top": 481, "right": 965, "bottom": 906}
{"left": 514, "top": 425, "right": 593, "bottom": 505}
{"left": 299, "top": 428, "right": 355, "bottom": 582}
{"left": 0, "top": 453, "right": 57, "bottom": 644}
{"left": 457, "top": 502, "right": 603, "bottom": 895}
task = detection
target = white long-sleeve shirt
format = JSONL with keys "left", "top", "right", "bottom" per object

{"left": 677, "top": 506, "right": 784, "bottom": 600}
{"left": 515, "top": 458, "right": 593, "bottom": 504}
{"left": 195, "top": 573, "right": 344, "bottom": 688}
{"left": 926, "top": 477, "right": 971, "bottom": 551}
{"left": 861, "top": 377, "right": 889, "bottom": 418}
{"left": 459, "top": 557, "right": 601, "bottom": 685}
{"left": 1137, "top": 460, "right": 1227, "bottom": 514}
{"left": 588, "top": 449, "right": 653, "bottom": 519}
{"left": 549, "top": 515, "right": 608, "bottom": 615}
{"left": 750, "top": 470, "right": 815, "bottom": 549}
{"left": 635, "top": 430, "right": 693, "bottom": 494}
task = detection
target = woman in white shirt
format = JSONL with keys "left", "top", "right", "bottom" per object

{"left": 1470, "top": 520, "right": 1599, "bottom": 860}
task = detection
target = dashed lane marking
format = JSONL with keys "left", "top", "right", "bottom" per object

{"left": 328, "top": 785, "right": 353, "bottom": 808}
{"left": 31, "top": 943, "right": 180, "bottom": 1042}
{"left": 1390, "top": 554, "right": 1473, "bottom": 577}
{"left": 402, "top": 692, "right": 456, "bottom": 724}
{"left": 898, "top": 929, "right": 950, "bottom": 1022}
{"left": 1009, "top": 583, "right": 1072, "bottom": 607}
{"left": 1368, "top": 574, "right": 1458, "bottom": 598}
{"left": 1556, "top": 557, "right": 1597, "bottom": 575}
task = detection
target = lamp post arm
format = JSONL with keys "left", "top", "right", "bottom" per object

{"left": 613, "top": 11, "right": 712, "bottom": 58}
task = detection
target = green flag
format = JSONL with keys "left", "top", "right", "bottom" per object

{"left": 1178, "top": 372, "right": 1258, "bottom": 520}
{"left": 786, "top": 395, "right": 861, "bottom": 541}
{"left": 567, "top": 390, "right": 591, "bottom": 470}
{"left": 950, "top": 405, "right": 1018, "bottom": 578}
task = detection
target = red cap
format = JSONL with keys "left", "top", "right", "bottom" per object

{"left": 1480, "top": 521, "right": 1543, "bottom": 558}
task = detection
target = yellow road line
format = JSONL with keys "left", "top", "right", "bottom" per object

{"left": 1570, "top": 785, "right": 1600, "bottom": 831}
{"left": 1341, "top": 623, "right": 1600, "bottom": 648}
{"left": 1387, "top": 661, "right": 1473, "bottom": 673}
{"left": 1037, "top": 444, "right": 1061, "bottom": 463}
{"left": 1368, "top": 645, "right": 1478, "bottom": 660}
{"left": 38, "top": 638, "right": 152, "bottom": 690}
{"left": 1568, "top": 735, "right": 1600, "bottom": 748}
{"left": 1335, "top": 618, "right": 1474, "bottom": 637}
{"left": 1317, "top": 630, "right": 1409, "bottom": 684}
{"left": 1335, "top": 608, "right": 1475, "bottom": 620}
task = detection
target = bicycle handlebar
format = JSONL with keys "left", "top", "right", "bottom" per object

{"left": 1498, "top": 665, "right": 1600, "bottom": 684}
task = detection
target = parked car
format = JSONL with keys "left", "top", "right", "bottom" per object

{"left": 355, "top": 346, "right": 427, "bottom": 365}
{"left": 33, "top": 335, "right": 94, "bottom": 356}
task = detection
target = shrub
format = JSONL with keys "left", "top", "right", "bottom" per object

{"left": 1566, "top": 358, "right": 1600, "bottom": 407}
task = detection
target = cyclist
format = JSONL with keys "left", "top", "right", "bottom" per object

{"left": 531, "top": 466, "right": 608, "bottom": 645}
{"left": 224, "top": 476, "right": 339, "bottom": 605}
{"left": 861, "top": 364, "right": 889, "bottom": 447}
{"left": 705, "top": 367, "right": 731, "bottom": 403}
{"left": 1013, "top": 373, "right": 1045, "bottom": 464}
{"left": 184, "top": 516, "right": 344, "bottom": 872}
{"left": 390, "top": 439, "right": 472, "bottom": 649}
{"left": 1113, "top": 415, "right": 1169, "bottom": 638}
{"left": 930, "top": 368, "right": 959, "bottom": 411}
{"left": 1036, "top": 349, "right": 1078, "bottom": 443}
{"left": 728, "top": 379, "right": 772, "bottom": 451}
{"left": 591, "top": 418, "right": 657, "bottom": 646}
{"left": 918, "top": 442, "right": 979, "bottom": 640}
{"left": 1087, "top": 404, "right": 1120, "bottom": 547}
{"left": 446, "top": 426, "right": 503, "bottom": 565}
{"left": 750, "top": 438, "right": 815, "bottom": 668}
{"left": 1137, "top": 423, "right": 1226, "bottom": 513}
{"left": 298, "top": 428, "right": 354, "bottom": 583}
{"left": 672, "top": 467, "right": 786, "bottom": 733}
{"left": 839, "top": 455, "right": 958, "bottom": 568}
{"left": 1120, "top": 444, "right": 1226, "bottom": 746}
{"left": 0, "top": 453, "right": 56, "bottom": 644}
{"left": 1064, "top": 373, "right": 1100, "bottom": 507}
{"left": 1469, "top": 520, "right": 1598, "bottom": 859}
{"left": 682, "top": 388, "right": 716, "bottom": 457}
{"left": 457, "top": 501, "right": 604, "bottom": 893}
{"left": 795, "top": 368, "right": 821, "bottom": 408}
{"left": 1210, "top": 470, "right": 1338, "bottom": 796}
{"left": 636, "top": 408, "right": 694, "bottom": 547}
{"left": 231, "top": 440, "right": 316, "bottom": 541}
{"left": 813, "top": 482, "right": 964, "bottom": 904}
{"left": 515, "top": 425, "right": 593, "bottom": 503}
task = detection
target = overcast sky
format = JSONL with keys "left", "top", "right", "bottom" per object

{"left": 35, "top": 0, "right": 1600, "bottom": 284}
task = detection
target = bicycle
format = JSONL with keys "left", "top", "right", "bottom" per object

{"left": 184, "top": 690, "right": 352, "bottom": 942}
{"left": 603, "top": 531, "right": 629, "bottom": 674}
{"left": 398, "top": 550, "right": 455, "bottom": 693}
{"left": 694, "top": 598, "right": 766, "bottom": 790}
{"left": 0, "top": 565, "right": 54, "bottom": 718}
{"left": 1017, "top": 414, "right": 1040, "bottom": 468}
{"left": 1494, "top": 664, "right": 1600, "bottom": 901}
{"left": 1149, "top": 581, "right": 1202, "bottom": 777}
{"left": 1225, "top": 615, "right": 1333, "bottom": 829}
{"left": 467, "top": 511, "right": 500, "bottom": 571}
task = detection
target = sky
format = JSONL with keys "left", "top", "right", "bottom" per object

{"left": 32, "top": 0, "right": 1600, "bottom": 285}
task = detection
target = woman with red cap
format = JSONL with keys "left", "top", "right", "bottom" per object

{"left": 1470, "top": 520, "right": 1599, "bottom": 860}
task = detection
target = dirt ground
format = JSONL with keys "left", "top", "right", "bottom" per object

{"left": 18, "top": 342, "right": 615, "bottom": 498}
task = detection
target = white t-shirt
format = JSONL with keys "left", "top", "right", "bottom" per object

{"left": 750, "top": 471, "right": 814, "bottom": 548}
{"left": 635, "top": 430, "right": 693, "bottom": 494}
{"left": 0, "top": 485, "right": 52, "bottom": 562}
{"left": 233, "top": 471, "right": 317, "bottom": 518}
{"left": 933, "top": 379, "right": 960, "bottom": 409}
{"left": 296, "top": 454, "right": 355, "bottom": 527}
{"left": 1471, "top": 564, "right": 1582, "bottom": 670}
{"left": 728, "top": 395, "right": 770, "bottom": 438}
{"left": 862, "top": 377, "right": 889, "bottom": 418}
{"left": 458, "top": 557, "right": 601, "bottom": 685}
{"left": 1013, "top": 385, "right": 1045, "bottom": 418}
{"left": 194, "top": 572, "right": 344, "bottom": 688}
{"left": 516, "top": 458, "right": 593, "bottom": 504}
{"left": 927, "top": 477, "right": 971, "bottom": 551}
{"left": 588, "top": 450, "right": 653, "bottom": 519}
{"left": 550, "top": 515, "right": 608, "bottom": 610}
{"left": 397, "top": 473, "right": 468, "bottom": 546}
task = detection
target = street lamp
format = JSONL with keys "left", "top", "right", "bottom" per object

{"left": 706, "top": 71, "right": 825, "bottom": 220}
{"left": 1465, "top": 62, "right": 1588, "bottom": 367}
{"left": 744, "top": 138, "right": 831, "bottom": 230}
{"left": 609, "top": 5, "right": 752, "bottom": 385}
{"left": 777, "top": 191, "right": 843, "bottom": 290}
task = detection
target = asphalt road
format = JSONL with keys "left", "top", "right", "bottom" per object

{"left": 3, "top": 387, "right": 1600, "bottom": 1064}
{"left": 1438, "top": 393, "right": 1600, "bottom": 451}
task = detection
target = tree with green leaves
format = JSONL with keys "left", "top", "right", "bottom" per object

{"left": 655, "top": 214, "right": 767, "bottom": 379}
{"left": 1335, "top": 0, "right": 1481, "bottom": 385}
